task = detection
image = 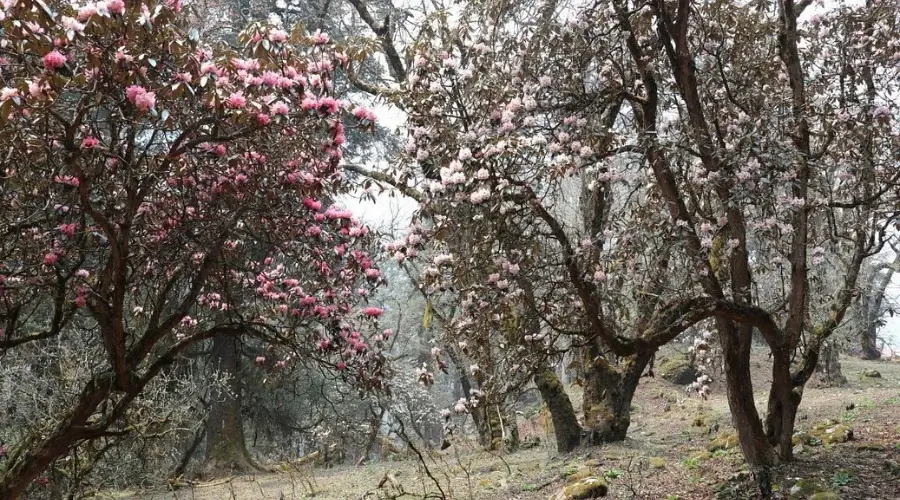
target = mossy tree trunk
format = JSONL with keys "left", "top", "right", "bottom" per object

{"left": 581, "top": 346, "right": 652, "bottom": 444}
{"left": 476, "top": 398, "right": 510, "bottom": 450}
{"left": 534, "top": 368, "right": 581, "bottom": 452}
{"left": 202, "top": 336, "right": 259, "bottom": 476}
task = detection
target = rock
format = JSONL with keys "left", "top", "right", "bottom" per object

{"left": 788, "top": 478, "right": 827, "bottom": 499}
{"left": 566, "top": 466, "right": 594, "bottom": 483}
{"left": 658, "top": 353, "right": 700, "bottom": 385}
{"left": 793, "top": 431, "right": 822, "bottom": 446}
{"left": 808, "top": 493, "right": 841, "bottom": 500}
{"left": 551, "top": 477, "right": 608, "bottom": 499}
{"left": 808, "top": 420, "right": 853, "bottom": 444}
{"left": 862, "top": 369, "right": 881, "bottom": 378}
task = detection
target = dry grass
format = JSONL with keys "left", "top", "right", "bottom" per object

{"left": 104, "top": 350, "right": 900, "bottom": 499}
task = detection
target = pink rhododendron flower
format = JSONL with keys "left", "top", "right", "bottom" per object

{"left": 303, "top": 198, "right": 322, "bottom": 211}
{"left": 470, "top": 188, "right": 491, "bottom": 204}
{"left": 269, "top": 29, "right": 287, "bottom": 43}
{"left": 59, "top": 223, "right": 78, "bottom": 237}
{"left": 226, "top": 92, "right": 247, "bottom": 108}
{"left": 43, "top": 51, "right": 67, "bottom": 70}
{"left": 107, "top": 0, "right": 125, "bottom": 15}
{"left": 81, "top": 136, "right": 99, "bottom": 149}
{"left": 43, "top": 253, "right": 59, "bottom": 265}
{"left": 1, "top": 87, "right": 19, "bottom": 101}
{"left": 312, "top": 31, "right": 329, "bottom": 44}
{"left": 77, "top": 5, "right": 98, "bottom": 21}
{"left": 256, "top": 113, "right": 270, "bottom": 125}
{"left": 352, "top": 106, "right": 377, "bottom": 123}
{"left": 270, "top": 101, "right": 289, "bottom": 115}
{"left": 125, "top": 85, "right": 156, "bottom": 111}
{"left": 362, "top": 306, "right": 383, "bottom": 317}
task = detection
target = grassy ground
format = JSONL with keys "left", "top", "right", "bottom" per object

{"left": 105, "top": 350, "right": 900, "bottom": 499}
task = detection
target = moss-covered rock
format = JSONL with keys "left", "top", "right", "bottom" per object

{"left": 658, "top": 352, "right": 700, "bottom": 385}
{"left": 861, "top": 369, "right": 881, "bottom": 378}
{"left": 808, "top": 493, "right": 841, "bottom": 500}
{"left": 788, "top": 478, "right": 828, "bottom": 499}
{"left": 793, "top": 431, "right": 818, "bottom": 446}
{"left": 809, "top": 419, "right": 853, "bottom": 444}
{"left": 554, "top": 477, "right": 609, "bottom": 499}
{"left": 708, "top": 431, "right": 739, "bottom": 452}
{"left": 566, "top": 466, "right": 595, "bottom": 483}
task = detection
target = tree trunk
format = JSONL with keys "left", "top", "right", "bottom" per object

{"left": 534, "top": 369, "right": 581, "bottom": 452}
{"left": 202, "top": 336, "right": 258, "bottom": 476}
{"left": 814, "top": 341, "right": 847, "bottom": 387}
{"left": 503, "top": 400, "right": 520, "bottom": 451}
{"left": 477, "top": 398, "right": 505, "bottom": 450}
{"left": 861, "top": 255, "right": 898, "bottom": 359}
{"left": 360, "top": 407, "right": 386, "bottom": 463}
{"left": 763, "top": 347, "right": 798, "bottom": 461}
{"left": 861, "top": 325, "right": 881, "bottom": 360}
{"left": 581, "top": 347, "right": 651, "bottom": 444}
{"left": 719, "top": 321, "right": 776, "bottom": 467}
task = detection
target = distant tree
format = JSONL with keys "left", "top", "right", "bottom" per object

{"left": 0, "top": 1, "right": 387, "bottom": 496}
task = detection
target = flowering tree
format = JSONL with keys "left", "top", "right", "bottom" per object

{"left": 0, "top": 0, "right": 388, "bottom": 496}
{"left": 349, "top": 0, "right": 900, "bottom": 475}
{"left": 355, "top": 0, "right": 726, "bottom": 452}
{"left": 610, "top": 0, "right": 900, "bottom": 471}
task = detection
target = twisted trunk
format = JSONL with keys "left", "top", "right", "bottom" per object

{"left": 582, "top": 347, "right": 651, "bottom": 444}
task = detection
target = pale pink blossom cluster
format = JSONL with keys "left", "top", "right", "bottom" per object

{"left": 125, "top": 85, "right": 156, "bottom": 111}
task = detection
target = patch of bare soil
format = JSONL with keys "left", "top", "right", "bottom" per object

{"left": 105, "top": 351, "right": 900, "bottom": 499}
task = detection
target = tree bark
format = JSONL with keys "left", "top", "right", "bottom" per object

{"left": 202, "top": 336, "right": 258, "bottom": 476}
{"left": 534, "top": 369, "right": 582, "bottom": 452}
{"left": 814, "top": 341, "right": 847, "bottom": 387}
{"left": 581, "top": 347, "right": 651, "bottom": 444}
{"left": 861, "top": 324, "right": 881, "bottom": 360}
{"left": 861, "top": 257, "right": 898, "bottom": 359}
{"left": 719, "top": 322, "right": 777, "bottom": 467}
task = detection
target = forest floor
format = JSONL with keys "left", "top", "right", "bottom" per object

{"left": 107, "top": 349, "right": 900, "bottom": 500}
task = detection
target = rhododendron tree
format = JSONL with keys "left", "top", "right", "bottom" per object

{"left": 349, "top": 0, "right": 900, "bottom": 474}
{"left": 0, "top": 0, "right": 386, "bottom": 496}
{"left": 354, "top": 1, "right": 729, "bottom": 452}
{"left": 612, "top": 0, "right": 900, "bottom": 471}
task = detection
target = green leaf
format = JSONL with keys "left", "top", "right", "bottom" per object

{"left": 423, "top": 300, "right": 433, "bottom": 329}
